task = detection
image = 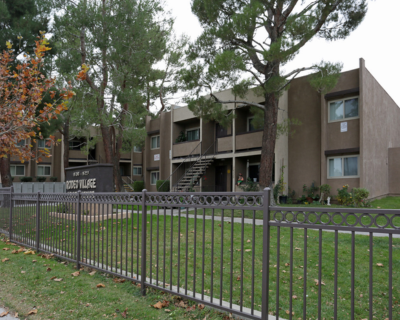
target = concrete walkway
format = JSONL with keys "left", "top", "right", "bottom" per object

{"left": 0, "top": 307, "right": 19, "bottom": 319}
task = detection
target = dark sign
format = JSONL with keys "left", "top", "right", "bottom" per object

{"left": 65, "top": 164, "right": 114, "bottom": 193}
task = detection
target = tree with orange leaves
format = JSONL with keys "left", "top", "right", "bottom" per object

{"left": 0, "top": 33, "right": 79, "bottom": 187}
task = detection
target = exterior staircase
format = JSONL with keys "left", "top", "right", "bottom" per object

{"left": 123, "top": 184, "right": 134, "bottom": 192}
{"left": 175, "top": 158, "right": 214, "bottom": 191}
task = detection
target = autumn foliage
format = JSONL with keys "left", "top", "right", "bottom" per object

{"left": 0, "top": 34, "right": 78, "bottom": 161}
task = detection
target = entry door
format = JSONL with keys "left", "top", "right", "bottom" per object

{"left": 215, "top": 166, "right": 227, "bottom": 191}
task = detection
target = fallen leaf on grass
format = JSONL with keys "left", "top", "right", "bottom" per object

{"left": 186, "top": 305, "right": 196, "bottom": 311}
{"left": 245, "top": 249, "right": 251, "bottom": 252}
{"left": 14, "top": 313, "right": 18, "bottom": 318}
{"left": 198, "top": 304, "right": 205, "bottom": 310}
{"left": 113, "top": 278, "right": 126, "bottom": 283}
{"left": 0, "top": 311, "right": 9, "bottom": 317}
{"left": 21, "top": 271, "right": 26, "bottom": 274}
{"left": 89, "top": 271, "right": 96, "bottom": 276}
{"left": 295, "top": 247, "right": 301, "bottom": 251}
{"left": 71, "top": 271, "right": 80, "bottom": 277}
{"left": 24, "top": 250, "right": 35, "bottom": 255}
{"left": 285, "top": 310, "right": 294, "bottom": 315}
{"left": 11, "top": 250, "right": 18, "bottom": 254}
{"left": 17, "top": 248, "right": 24, "bottom": 253}
{"left": 153, "top": 301, "right": 169, "bottom": 309}
{"left": 121, "top": 308, "right": 128, "bottom": 318}
{"left": 2, "top": 248, "right": 10, "bottom": 251}
{"left": 47, "top": 268, "right": 52, "bottom": 272}
{"left": 292, "top": 295, "right": 298, "bottom": 299}
{"left": 54, "top": 278, "right": 63, "bottom": 282}
{"left": 247, "top": 239, "right": 251, "bottom": 243}
{"left": 32, "top": 260, "right": 37, "bottom": 263}
{"left": 376, "top": 263, "right": 384, "bottom": 267}
{"left": 236, "top": 276, "right": 241, "bottom": 281}
{"left": 50, "top": 276, "right": 56, "bottom": 280}
{"left": 1, "top": 258, "right": 9, "bottom": 262}
{"left": 165, "top": 309, "right": 171, "bottom": 313}
{"left": 314, "top": 279, "right": 325, "bottom": 286}
{"left": 97, "top": 283, "right": 105, "bottom": 288}
{"left": 28, "top": 309, "right": 37, "bottom": 315}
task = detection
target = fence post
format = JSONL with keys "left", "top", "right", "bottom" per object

{"left": 35, "top": 191, "right": 41, "bottom": 252}
{"left": 9, "top": 186, "right": 13, "bottom": 241}
{"left": 76, "top": 191, "right": 82, "bottom": 270}
{"left": 261, "top": 188, "right": 271, "bottom": 320}
{"left": 141, "top": 189, "right": 147, "bottom": 296}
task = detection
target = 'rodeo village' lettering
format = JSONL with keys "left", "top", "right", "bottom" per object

{"left": 66, "top": 178, "right": 97, "bottom": 190}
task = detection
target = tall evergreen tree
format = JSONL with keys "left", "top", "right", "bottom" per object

{"left": 51, "top": 0, "right": 173, "bottom": 191}
{"left": 183, "top": 0, "right": 368, "bottom": 188}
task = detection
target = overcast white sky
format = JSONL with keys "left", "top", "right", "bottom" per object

{"left": 165, "top": 0, "right": 400, "bottom": 106}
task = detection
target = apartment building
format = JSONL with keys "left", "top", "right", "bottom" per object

{"left": 142, "top": 58, "right": 400, "bottom": 199}
{"left": 6, "top": 58, "right": 400, "bottom": 199}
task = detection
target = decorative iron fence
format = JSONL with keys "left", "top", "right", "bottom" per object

{"left": 0, "top": 187, "right": 399, "bottom": 320}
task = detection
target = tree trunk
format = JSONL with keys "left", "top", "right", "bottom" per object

{"left": 259, "top": 92, "right": 279, "bottom": 189}
{"left": 113, "top": 129, "right": 124, "bottom": 192}
{"left": 62, "top": 117, "right": 70, "bottom": 176}
{"left": 0, "top": 157, "right": 12, "bottom": 188}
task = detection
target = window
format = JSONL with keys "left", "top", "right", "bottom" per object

{"left": 186, "top": 128, "right": 200, "bottom": 141}
{"left": 16, "top": 140, "right": 26, "bottom": 147}
{"left": 69, "top": 140, "right": 83, "bottom": 150}
{"left": 38, "top": 139, "right": 51, "bottom": 149}
{"left": 328, "top": 156, "right": 359, "bottom": 178}
{"left": 150, "top": 171, "right": 159, "bottom": 185}
{"left": 134, "top": 146, "right": 142, "bottom": 153}
{"left": 151, "top": 136, "right": 160, "bottom": 149}
{"left": 247, "top": 117, "right": 255, "bottom": 132}
{"left": 37, "top": 165, "right": 51, "bottom": 176}
{"left": 328, "top": 97, "right": 359, "bottom": 122}
{"left": 11, "top": 165, "right": 25, "bottom": 176}
{"left": 133, "top": 166, "right": 142, "bottom": 176}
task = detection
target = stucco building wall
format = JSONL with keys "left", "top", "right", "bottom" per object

{"left": 360, "top": 59, "right": 400, "bottom": 198}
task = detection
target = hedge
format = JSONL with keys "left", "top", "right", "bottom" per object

{"left": 133, "top": 181, "right": 144, "bottom": 192}
{"left": 156, "top": 180, "right": 170, "bottom": 192}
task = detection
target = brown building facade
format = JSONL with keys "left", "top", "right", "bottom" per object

{"left": 4, "top": 59, "right": 400, "bottom": 199}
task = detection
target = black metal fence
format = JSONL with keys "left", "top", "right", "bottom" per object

{"left": 0, "top": 187, "right": 399, "bottom": 320}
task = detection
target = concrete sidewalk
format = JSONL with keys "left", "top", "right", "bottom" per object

{"left": 0, "top": 307, "right": 19, "bottom": 319}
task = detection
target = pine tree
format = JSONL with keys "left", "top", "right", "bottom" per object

{"left": 183, "top": 0, "right": 368, "bottom": 188}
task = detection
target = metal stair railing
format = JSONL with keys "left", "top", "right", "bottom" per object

{"left": 157, "top": 141, "right": 202, "bottom": 191}
{"left": 174, "top": 140, "right": 216, "bottom": 192}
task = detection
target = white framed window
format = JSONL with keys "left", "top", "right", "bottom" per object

{"left": 37, "top": 165, "right": 51, "bottom": 176}
{"left": 133, "top": 166, "right": 142, "bottom": 176}
{"left": 38, "top": 139, "right": 51, "bottom": 149}
{"left": 186, "top": 128, "right": 200, "bottom": 141}
{"left": 150, "top": 171, "right": 159, "bottom": 185}
{"left": 11, "top": 165, "right": 25, "bottom": 176}
{"left": 151, "top": 136, "right": 160, "bottom": 149}
{"left": 328, "top": 155, "right": 359, "bottom": 179}
{"left": 16, "top": 140, "right": 26, "bottom": 147}
{"left": 133, "top": 146, "right": 142, "bottom": 153}
{"left": 247, "top": 117, "right": 256, "bottom": 132}
{"left": 328, "top": 97, "right": 359, "bottom": 123}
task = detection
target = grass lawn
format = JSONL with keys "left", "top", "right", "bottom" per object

{"left": 0, "top": 234, "right": 227, "bottom": 320}
{"left": 2, "top": 204, "right": 399, "bottom": 319}
{"left": 371, "top": 196, "right": 400, "bottom": 209}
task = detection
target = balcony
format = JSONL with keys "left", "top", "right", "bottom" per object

{"left": 217, "top": 135, "right": 232, "bottom": 153}
{"left": 236, "top": 130, "right": 263, "bottom": 151}
{"left": 173, "top": 140, "right": 201, "bottom": 158}
{"left": 69, "top": 150, "right": 87, "bottom": 159}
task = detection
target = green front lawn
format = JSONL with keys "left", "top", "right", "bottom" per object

{"left": 0, "top": 234, "right": 226, "bottom": 320}
{"left": 2, "top": 205, "right": 399, "bottom": 320}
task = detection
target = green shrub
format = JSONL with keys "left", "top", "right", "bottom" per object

{"left": 337, "top": 184, "right": 352, "bottom": 205}
{"left": 133, "top": 181, "right": 144, "bottom": 192}
{"left": 156, "top": 180, "right": 170, "bottom": 192}
{"left": 241, "top": 178, "right": 259, "bottom": 192}
{"left": 353, "top": 188, "right": 370, "bottom": 207}
{"left": 320, "top": 184, "right": 331, "bottom": 196}
{"left": 20, "top": 176, "right": 33, "bottom": 182}
{"left": 303, "top": 181, "right": 319, "bottom": 200}
{"left": 50, "top": 177, "right": 57, "bottom": 182}
{"left": 36, "top": 177, "right": 47, "bottom": 182}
